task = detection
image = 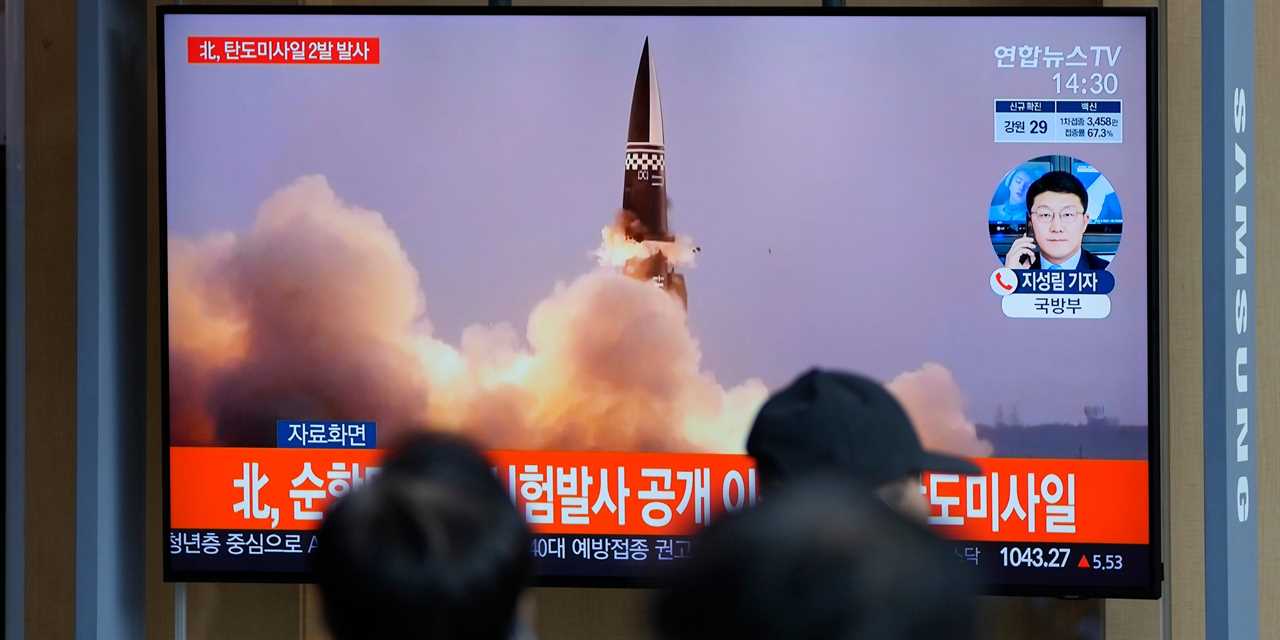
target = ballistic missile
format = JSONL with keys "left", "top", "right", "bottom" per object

{"left": 621, "top": 38, "right": 687, "bottom": 308}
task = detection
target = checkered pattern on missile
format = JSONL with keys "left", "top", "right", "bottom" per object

{"left": 625, "top": 152, "right": 665, "bottom": 171}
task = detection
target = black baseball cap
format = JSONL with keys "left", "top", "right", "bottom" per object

{"left": 747, "top": 368, "right": 981, "bottom": 490}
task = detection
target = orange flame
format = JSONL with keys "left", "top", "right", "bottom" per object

{"left": 591, "top": 224, "right": 698, "bottom": 269}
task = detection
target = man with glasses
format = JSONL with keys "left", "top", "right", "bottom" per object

{"left": 1003, "top": 170, "right": 1111, "bottom": 271}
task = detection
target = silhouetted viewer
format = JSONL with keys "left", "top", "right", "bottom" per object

{"left": 747, "top": 368, "right": 980, "bottom": 519}
{"left": 653, "top": 475, "right": 977, "bottom": 640}
{"left": 314, "top": 432, "right": 535, "bottom": 640}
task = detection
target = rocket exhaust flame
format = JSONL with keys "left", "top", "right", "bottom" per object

{"left": 593, "top": 220, "right": 653, "bottom": 268}
{"left": 593, "top": 211, "right": 698, "bottom": 270}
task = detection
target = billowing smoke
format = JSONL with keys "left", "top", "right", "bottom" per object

{"left": 170, "top": 176, "right": 433, "bottom": 444}
{"left": 169, "top": 175, "right": 765, "bottom": 452}
{"left": 886, "top": 363, "right": 994, "bottom": 458}
{"left": 168, "top": 233, "right": 245, "bottom": 444}
{"left": 419, "top": 272, "right": 766, "bottom": 451}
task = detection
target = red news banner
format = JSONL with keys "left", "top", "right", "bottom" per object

{"left": 169, "top": 448, "right": 1148, "bottom": 544}
{"left": 187, "top": 37, "right": 380, "bottom": 64}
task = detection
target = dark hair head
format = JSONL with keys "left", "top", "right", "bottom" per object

{"left": 1025, "top": 170, "right": 1088, "bottom": 215}
{"left": 314, "top": 431, "right": 531, "bottom": 640}
{"left": 652, "top": 474, "right": 976, "bottom": 640}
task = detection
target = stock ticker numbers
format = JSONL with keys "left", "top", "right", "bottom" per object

{"left": 999, "top": 546, "right": 1073, "bottom": 569}
{"left": 998, "top": 547, "right": 1125, "bottom": 572}
{"left": 1089, "top": 554, "right": 1125, "bottom": 571}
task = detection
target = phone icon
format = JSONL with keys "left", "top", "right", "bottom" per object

{"left": 990, "top": 268, "right": 1018, "bottom": 297}
{"left": 996, "top": 272, "right": 1014, "bottom": 292}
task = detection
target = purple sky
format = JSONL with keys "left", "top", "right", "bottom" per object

{"left": 164, "top": 14, "right": 1150, "bottom": 426}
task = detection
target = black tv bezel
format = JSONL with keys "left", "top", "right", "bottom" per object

{"left": 157, "top": 5, "right": 1161, "bottom": 600}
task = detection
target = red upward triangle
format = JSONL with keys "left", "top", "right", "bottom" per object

{"left": 1077, "top": 555, "right": 1090, "bottom": 569}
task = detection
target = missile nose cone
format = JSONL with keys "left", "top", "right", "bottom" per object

{"left": 627, "top": 38, "right": 664, "bottom": 146}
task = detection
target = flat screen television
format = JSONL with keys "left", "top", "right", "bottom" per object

{"left": 160, "top": 6, "right": 1160, "bottom": 598}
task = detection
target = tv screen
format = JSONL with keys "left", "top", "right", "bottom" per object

{"left": 160, "top": 7, "right": 1159, "bottom": 598}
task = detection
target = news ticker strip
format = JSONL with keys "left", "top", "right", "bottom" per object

{"left": 166, "top": 528, "right": 1153, "bottom": 589}
{"left": 167, "top": 529, "right": 697, "bottom": 580}
{"left": 170, "top": 447, "right": 1148, "bottom": 544}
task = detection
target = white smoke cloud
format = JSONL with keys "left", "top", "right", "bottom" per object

{"left": 169, "top": 175, "right": 765, "bottom": 452}
{"left": 171, "top": 176, "right": 434, "bottom": 445}
{"left": 168, "top": 233, "right": 245, "bottom": 444}
{"left": 414, "top": 269, "right": 766, "bottom": 452}
{"left": 886, "top": 363, "right": 994, "bottom": 458}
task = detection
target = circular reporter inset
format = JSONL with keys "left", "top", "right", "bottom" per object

{"left": 987, "top": 154, "right": 1122, "bottom": 272}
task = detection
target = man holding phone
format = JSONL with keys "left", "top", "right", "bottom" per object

{"left": 1004, "top": 170, "right": 1111, "bottom": 271}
